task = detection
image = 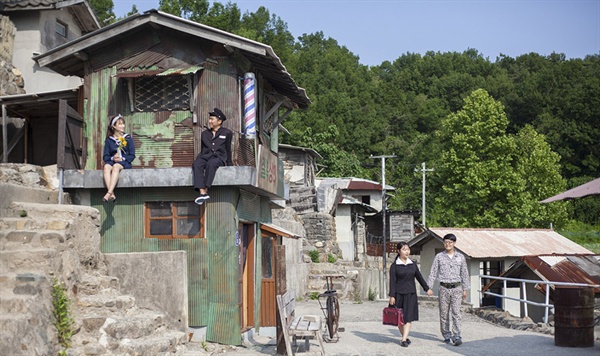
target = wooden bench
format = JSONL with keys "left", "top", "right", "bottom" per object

{"left": 277, "top": 290, "right": 325, "bottom": 355}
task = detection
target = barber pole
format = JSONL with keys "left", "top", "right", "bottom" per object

{"left": 243, "top": 72, "right": 256, "bottom": 139}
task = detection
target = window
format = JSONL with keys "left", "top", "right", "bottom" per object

{"left": 55, "top": 20, "right": 67, "bottom": 37}
{"left": 133, "top": 75, "right": 191, "bottom": 112}
{"left": 144, "top": 201, "right": 205, "bottom": 238}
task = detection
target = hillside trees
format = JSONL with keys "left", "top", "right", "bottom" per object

{"left": 431, "top": 89, "right": 567, "bottom": 228}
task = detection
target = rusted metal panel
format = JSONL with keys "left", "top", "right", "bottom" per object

{"left": 119, "top": 111, "right": 193, "bottom": 168}
{"left": 523, "top": 255, "right": 600, "bottom": 293}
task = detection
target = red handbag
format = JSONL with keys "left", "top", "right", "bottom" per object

{"left": 382, "top": 306, "right": 404, "bottom": 326}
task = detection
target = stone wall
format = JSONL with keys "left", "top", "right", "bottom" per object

{"left": 0, "top": 15, "right": 25, "bottom": 95}
{"left": 300, "top": 212, "right": 340, "bottom": 261}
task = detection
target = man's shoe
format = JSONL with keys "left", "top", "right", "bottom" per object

{"left": 453, "top": 338, "right": 462, "bottom": 346}
{"left": 443, "top": 338, "right": 451, "bottom": 344}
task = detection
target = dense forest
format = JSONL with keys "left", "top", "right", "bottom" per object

{"left": 91, "top": 1, "right": 599, "bottom": 247}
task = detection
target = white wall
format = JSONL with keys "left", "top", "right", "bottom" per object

{"left": 11, "top": 10, "right": 83, "bottom": 93}
{"left": 335, "top": 205, "right": 354, "bottom": 261}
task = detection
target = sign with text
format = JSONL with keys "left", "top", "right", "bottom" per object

{"left": 257, "top": 145, "right": 279, "bottom": 195}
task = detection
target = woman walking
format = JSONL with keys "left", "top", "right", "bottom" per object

{"left": 389, "top": 241, "right": 433, "bottom": 347}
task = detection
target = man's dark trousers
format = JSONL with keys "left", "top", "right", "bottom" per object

{"left": 193, "top": 156, "right": 224, "bottom": 190}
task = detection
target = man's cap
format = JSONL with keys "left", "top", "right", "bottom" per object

{"left": 209, "top": 108, "right": 226, "bottom": 121}
{"left": 443, "top": 233, "right": 457, "bottom": 242}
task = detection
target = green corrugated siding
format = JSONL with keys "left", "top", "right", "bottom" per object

{"left": 94, "top": 186, "right": 242, "bottom": 344}
{"left": 205, "top": 188, "right": 241, "bottom": 344}
{"left": 237, "top": 190, "right": 261, "bottom": 222}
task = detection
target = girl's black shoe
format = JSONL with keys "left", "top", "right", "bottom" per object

{"left": 401, "top": 341, "right": 409, "bottom": 347}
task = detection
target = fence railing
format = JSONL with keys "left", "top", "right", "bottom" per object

{"left": 478, "top": 275, "right": 599, "bottom": 323}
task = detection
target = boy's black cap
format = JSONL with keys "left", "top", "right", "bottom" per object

{"left": 209, "top": 108, "right": 226, "bottom": 121}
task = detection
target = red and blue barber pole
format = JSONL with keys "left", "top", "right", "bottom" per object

{"left": 243, "top": 72, "right": 256, "bottom": 139}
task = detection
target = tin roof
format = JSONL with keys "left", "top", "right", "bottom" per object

{"left": 33, "top": 9, "right": 310, "bottom": 109}
{"left": 0, "top": 0, "right": 100, "bottom": 32}
{"left": 484, "top": 254, "right": 600, "bottom": 294}
{"left": 318, "top": 177, "right": 395, "bottom": 191}
{"left": 410, "top": 228, "right": 593, "bottom": 259}
{"left": 260, "top": 223, "right": 300, "bottom": 239}
{"left": 540, "top": 177, "right": 600, "bottom": 203}
{"left": 339, "top": 194, "right": 378, "bottom": 213}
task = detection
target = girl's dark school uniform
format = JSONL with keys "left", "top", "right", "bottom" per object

{"left": 103, "top": 134, "right": 135, "bottom": 169}
{"left": 389, "top": 258, "right": 430, "bottom": 323}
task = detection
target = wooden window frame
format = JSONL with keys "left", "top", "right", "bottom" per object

{"left": 144, "top": 201, "right": 205, "bottom": 239}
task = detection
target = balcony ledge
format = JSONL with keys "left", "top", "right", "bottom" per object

{"left": 62, "top": 166, "right": 282, "bottom": 199}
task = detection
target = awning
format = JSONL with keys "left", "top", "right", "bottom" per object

{"left": 260, "top": 223, "right": 301, "bottom": 239}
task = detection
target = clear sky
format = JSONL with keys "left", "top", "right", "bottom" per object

{"left": 112, "top": 0, "right": 600, "bottom": 66}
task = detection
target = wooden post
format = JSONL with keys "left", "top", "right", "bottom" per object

{"left": 275, "top": 245, "right": 287, "bottom": 355}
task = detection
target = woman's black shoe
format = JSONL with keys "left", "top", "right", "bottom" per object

{"left": 401, "top": 341, "right": 409, "bottom": 347}
{"left": 406, "top": 338, "right": 411, "bottom": 345}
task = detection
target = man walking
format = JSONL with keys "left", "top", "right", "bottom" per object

{"left": 426, "top": 233, "right": 470, "bottom": 346}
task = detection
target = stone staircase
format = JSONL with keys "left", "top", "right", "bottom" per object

{"left": 0, "top": 165, "right": 191, "bottom": 355}
{"left": 288, "top": 186, "right": 317, "bottom": 214}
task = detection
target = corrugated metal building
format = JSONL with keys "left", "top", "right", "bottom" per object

{"left": 23, "top": 10, "right": 309, "bottom": 345}
{"left": 409, "top": 228, "right": 594, "bottom": 313}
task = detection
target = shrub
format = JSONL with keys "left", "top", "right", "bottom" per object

{"left": 327, "top": 253, "right": 337, "bottom": 263}
{"left": 308, "top": 250, "right": 320, "bottom": 263}
{"left": 51, "top": 278, "right": 74, "bottom": 356}
{"left": 368, "top": 288, "right": 376, "bottom": 301}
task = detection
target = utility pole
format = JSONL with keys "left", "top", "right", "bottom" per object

{"left": 371, "top": 154, "right": 396, "bottom": 299}
{"left": 415, "top": 162, "right": 434, "bottom": 228}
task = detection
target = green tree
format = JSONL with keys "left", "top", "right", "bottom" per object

{"left": 431, "top": 89, "right": 566, "bottom": 228}
{"left": 158, "top": 0, "right": 209, "bottom": 21}
{"left": 296, "top": 125, "right": 367, "bottom": 178}
{"left": 89, "top": 0, "right": 115, "bottom": 25}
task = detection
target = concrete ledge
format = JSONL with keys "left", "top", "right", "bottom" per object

{"left": 63, "top": 166, "right": 256, "bottom": 189}
{"left": 104, "top": 251, "right": 189, "bottom": 331}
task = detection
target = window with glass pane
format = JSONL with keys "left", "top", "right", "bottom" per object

{"left": 262, "top": 238, "right": 273, "bottom": 278}
{"left": 145, "top": 201, "right": 204, "bottom": 239}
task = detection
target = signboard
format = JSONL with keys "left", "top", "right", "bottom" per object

{"left": 257, "top": 145, "right": 279, "bottom": 195}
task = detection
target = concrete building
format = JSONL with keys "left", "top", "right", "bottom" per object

{"left": 0, "top": 0, "right": 100, "bottom": 93}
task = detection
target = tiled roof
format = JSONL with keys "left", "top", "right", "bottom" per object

{"left": 2, "top": 0, "right": 61, "bottom": 10}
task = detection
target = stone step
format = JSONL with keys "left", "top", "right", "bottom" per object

{"left": 0, "top": 217, "right": 71, "bottom": 232}
{"left": 0, "top": 272, "right": 49, "bottom": 294}
{"left": 7, "top": 201, "right": 98, "bottom": 221}
{"left": 0, "top": 248, "right": 59, "bottom": 272}
{"left": 101, "top": 311, "right": 168, "bottom": 340}
{"left": 77, "top": 272, "right": 120, "bottom": 295}
{"left": 115, "top": 330, "right": 188, "bottom": 355}
{"left": 76, "top": 292, "right": 136, "bottom": 313}
{"left": 0, "top": 229, "right": 67, "bottom": 251}
{"left": 289, "top": 186, "right": 316, "bottom": 195}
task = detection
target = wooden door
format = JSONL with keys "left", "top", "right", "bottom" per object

{"left": 57, "top": 99, "right": 84, "bottom": 169}
{"left": 239, "top": 223, "right": 255, "bottom": 329}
